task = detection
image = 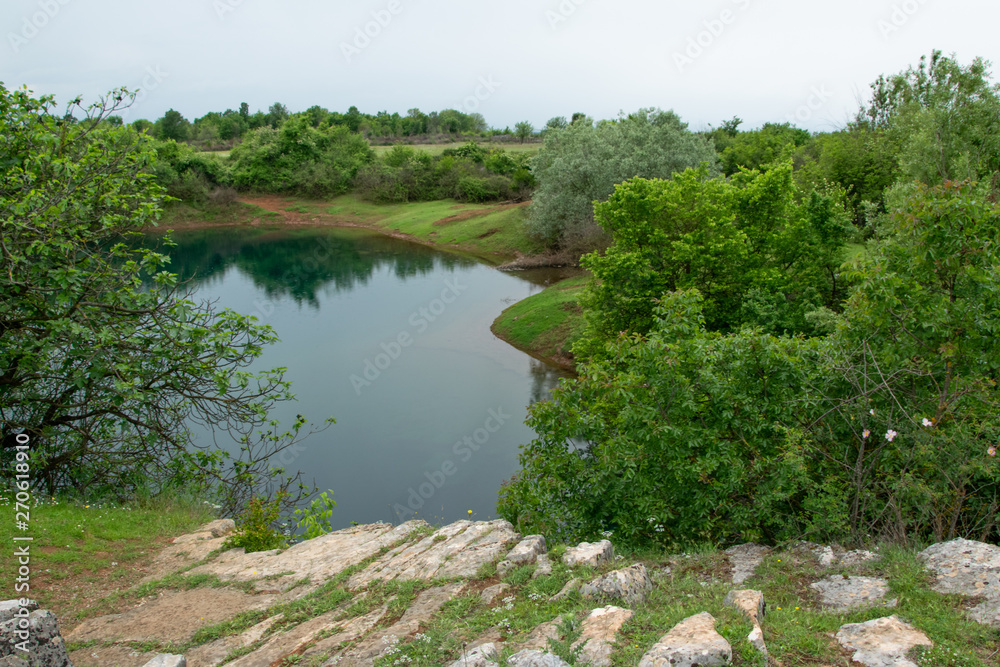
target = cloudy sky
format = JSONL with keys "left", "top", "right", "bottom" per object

{"left": 3, "top": 0, "right": 998, "bottom": 133}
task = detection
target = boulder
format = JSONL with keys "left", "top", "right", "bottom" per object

{"left": 836, "top": 615, "right": 932, "bottom": 667}
{"left": 0, "top": 602, "right": 38, "bottom": 625}
{"left": 810, "top": 575, "right": 897, "bottom": 610}
{"left": 563, "top": 541, "right": 613, "bottom": 567}
{"left": 0, "top": 610, "right": 73, "bottom": 667}
{"left": 532, "top": 554, "right": 553, "bottom": 579}
{"left": 580, "top": 564, "right": 652, "bottom": 606}
{"left": 0, "top": 656, "right": 29, "bottom": 667}
{"left": 638, "top": 612, "right": 731, "bottom": 667}
{"left": 724, "top": 543, "right": 770, "bottom": 584}
{"left": 498, "top": 536, "right": 547, "bottom": 576}
{"left": 723, "top": 590, "right": 766, "bottom": 657}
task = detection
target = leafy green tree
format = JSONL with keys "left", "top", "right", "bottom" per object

{"left": 155, "top": 108, "right": 190, "bottom": 141}
{"left": 545, "top": 116, "right": 568, "bottom": 131}
{"left": 720, "top": 122, "right": 810, "bottom": 175}
{"left": 514, "top": 120, "right": 534, "bottom": 143}
{"left": 527, "top": 108, "right": 720, "bottom": 248}
{"left": 0, "top": 86, "right": 329, "bottom": 513}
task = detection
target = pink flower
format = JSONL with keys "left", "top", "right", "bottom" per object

{"left": 989, "top": 445, "right": 997, "bottom": 457}
{"left": 922, "top": 418, "right": 933, "bottom": 427}
{"left": 886, "top": 429, "right": 898, "bottom": 442}
{"left": 869, "top": 409, "right": 875, "bottom": 416}
{"left": 862, "top": 429, "right": 870, "bottom": 439}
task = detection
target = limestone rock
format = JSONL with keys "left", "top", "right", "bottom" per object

{"left": 722, "top": 589, "right": 765, "bottom": 624}
{"left": 532, "top": 554, "right": 553, "bottom": 579}
{"left": 836, "top": 615, "right": 932, "bottom": 667}
{"left": 571, "top": 606, "right": 633, "bottom": 667}
{"left": 187, "top": 520, "right": 425, "bottom": 592}
{"left": 580, "top": 564, "right": 652, "bottom": 606}
{"left": 142, "top": 656, "right": 186, "bottom": 667}
{"left": 481, "top": 583, "right": 511, "bottom": 605}
{"left": 918, "top": 538, "right": 1000, "bottom": 627}
{"left": 549, "top": 579, "right": 580, "bottom": 602}
{"left": 224, "top": 606, "right": 351, "bottom": 667}
{"left": 563, "top": 541, "right": 613, "bottom": 568}
{"left": 517, "top": 618, "right": 562, "bottom": 651}
{"left": 347, "top": 520, "right": 519, "bottom": 589}
{"left": 724, "top": 543, "right": 770, "bottom": 584}
{"left": 498, "top": 535, "right": 546, "bottom": 576}
{"left": 810, "top": 575, "right": 897, "bottom": 610}
{"left": 185, "top": 613, "right": 284, "bottom": 667}
{"left": 201, "top": 518, "right": 236, "bottom": 538}
{"left": 638, "top": 612, "right": 731, "bottom": 667}
{"left": 792, "top": 541, "right": 836, "bottom": 567}
{"left": 296, "top": 604, "right": 388, "bottom": 665}
{"left": 839, "top": 549, "right": 881, "bottom": 566}
{"left": 724, "top": 590, "right": 766, "bottom": 657}
{"left": 0, "top": 610, "right": 73, "bottom": 667}
{"left": 449, "top": 642, "right": 499, "bottom": 667}
{"left": 0, "top": 656, "right": 29, "bottom": 667}
{"left": 506, "top": 649, "right": 570, "bottom": 667}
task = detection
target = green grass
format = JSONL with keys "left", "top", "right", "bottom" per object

{"left": 155, "top": 200, "right": 281, "bottom": 227}
{"left": 0, "top": 490, "right": 216, "bottom": 618}
{"left": 277, "top": 194, "right": 544, "bottom": 262}
{"left": 491, "top": 275, "right": 590, "bottom": 364}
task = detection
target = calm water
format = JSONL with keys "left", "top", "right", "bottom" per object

{"left": 155, "top": 225, "right": 573, "bottom": 529}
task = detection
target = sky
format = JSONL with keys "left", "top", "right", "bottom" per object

{"left": 2, "top": 0, "right": 998, "bottom": 133}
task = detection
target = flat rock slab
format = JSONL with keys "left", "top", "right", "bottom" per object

{"left": 572, "top": 606, "right": 634, "bottom": 667}
{"left": 66, "top": 588, "right": 275, "bottom": 644}
{"left": 70, "top": 645, "right": 158, "bottom": 667}
{"left": 724, "top": 543, "right": 770, "bottom": 584}
{"left": 638, "top": 612, "right": 731, "bottom": 667}
{"left": 918, "top": 538, "right": 1000, "bottom": 598}
{"left": 810, "top": 575, "right": 897, "bottom": 610}
{"left": 507, "top": 650, "right": 570, "bottom": 666}
{"left": 836, "top": 615, "right": 932, "bottom": 667}
{"left": 225, "top": 607, "right": 349, "bottom": 667}
{"left": 517, "top": 618, "right": 562, "bottom": 652}
{"left": 188, "top": 521, "right": 425, "bottom": 591}
{"left": 142, "top": 656, "right": 187, "bottom": 667}
{"left": 839, "top": 549, "right": 881, "bottom": 566}
{"left": 481, "top": 583, "right": 511, "bottom": 605}
{"left": 580, "top": 564, "right": 652, "bottom": 606}
{"left": 296, "top": 604, "right": 389, "bottom": 665}
{"left": 185, "top": 614, "right": 284, "bottom": 667}
{"left": 532, "top": 553, "right": 553, "bottom": 579}
{"left": 792, "top": 541, "right": 836, "bottom": 567}
{"left": 563, "top": 541, "right": 613, "bottom": 568}
{"left": 723, "top": 589, "right": 764, "bottom": 624}
{"left": 347, "top": 520, "right": 519, "bottom": 589}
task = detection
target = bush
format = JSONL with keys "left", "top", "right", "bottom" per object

{"left": 224, "top": 493, "right": 289, "bottom": 553}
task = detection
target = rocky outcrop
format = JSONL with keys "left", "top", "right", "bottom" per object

{"left": 918, "top": 538, "right": 1000, "bottom": 627}
{"left": 836, "top": 615, "right": 932, "bottom": 667}
{"left": 497, "top": 535, "right": 546, "bottom": 576}
{"left": 572, "top": 606, "right": 633, "bottom": 667}
{"left": 140, "top": 657, "right": 185, "bottom": 667}
{"left": 580, "top": 564, "right": 652, "bottom": 606}
{"left": 0, "top": 608, "right": 74, "bottom": 667}
{"left": 637, "top": 612, "right": 731, "bottom": 667}
{"left": 810, "top": 575, "right": 897, "bottom": 610}
{"left": 723, "top": 589, "right": 766, "bottom": 656}
{"left": 724, "top": 543, "right": 770, "bottom": 584}
{"left": 563, "top": 541, "right": 613, "bottom": 568}
{"left": 449, "top": 642, "right": 498, "bottom": 667}
{"left": 506, "top": 650, "right": 570, "bottom": 667}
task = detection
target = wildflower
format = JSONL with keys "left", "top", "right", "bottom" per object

{"left": 862, "top": 429, "right": 870, "bottom": 439}
{"left": 886, "top": 429, "right": 897, "bottom": 442}
{"left": 869, "top": 408, "right": 875, "bottom": 415}
{"left": 922, "top": 417, "right": 933, "bottom": 427}
{"left": 467, "top": 510, "right": 473, "bottom": 515}
{"left": 989, "top": 445, "right": 997, "bottom": 457}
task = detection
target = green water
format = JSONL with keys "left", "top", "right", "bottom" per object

{"left": 156, "top": 225, "right": 574, "bottom": 528}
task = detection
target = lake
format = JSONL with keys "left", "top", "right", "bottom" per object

{"left": 155, "top": 224, "right": 574, "bottom": 529}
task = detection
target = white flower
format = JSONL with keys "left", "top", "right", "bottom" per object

{"left": 869, "top": 408, "right": 875, "bottom": 415}
{"left": 922, "top": 418, "right": 933, "bottom": 427}
{"left": 862, "top": 429, "right": 870, "bottom": 439}
{"left": 886, "top": 429, "right": 897, "bottom": 442}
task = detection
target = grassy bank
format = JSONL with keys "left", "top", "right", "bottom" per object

{"left": 0, "top": 491, "right": 216, "bottom": 630}
{"left": 491, "top": 275, "right": 590, "bottom": 370}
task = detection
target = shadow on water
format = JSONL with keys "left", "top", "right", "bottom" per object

{"left": 145, "top": 226, "right": 476, "bottom": 308}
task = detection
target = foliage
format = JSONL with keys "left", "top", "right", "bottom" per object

{"left": 229, "top": 117, "right": 374, "bottom": 196}
{"left": 719, "top": 122, "right": 810, "bottom": 175}
{"left": 224, "top": 492, "right": 289, "bottom": 553}
{"left": 0, "top": 85, "right": 331, "bottom": 515}
{"left": 862, "top": 50, "right": 1000, "bottom": 187}
{"left": 150, "top": 138, "right": 230, "bottom": 203}
{"left": 500, "top": 181, "right": 1000, "bottom": 548}
{"left": 577, "top": 163, "right": 852, "bottom": 351}
{"left": 293, "top": 490, "right": 336, "bottom": 540}
{"left": 527, "top": 108, "right": 720, "bottom": 248}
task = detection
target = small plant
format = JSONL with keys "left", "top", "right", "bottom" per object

{"left": 224, "top": 493, "right": 289, "bottom": 553}
{"left": 293, "top": 491, "right": 336, "bottom": 541}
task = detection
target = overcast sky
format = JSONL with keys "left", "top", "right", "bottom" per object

{"left": 3, "top": 0, "right": 998, "bottom": 133}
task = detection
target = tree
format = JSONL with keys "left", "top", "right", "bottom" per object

{"left": 0, "top": 85, "right": 330, "bottom": 514}
{"left": 527, "top": 108, "right": 720, "bottom": 248}
{"left": 156, "top": 108, "right": 190, "bottom": 141}
{"left": 545, "top": 116, "right": 568, "bottom": 131}
{"left": 514, "top": 120, "right": 534, "bottom": 143}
